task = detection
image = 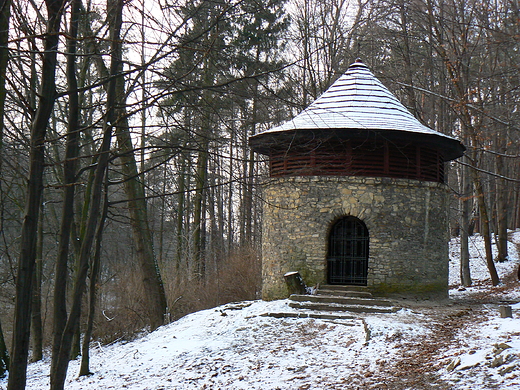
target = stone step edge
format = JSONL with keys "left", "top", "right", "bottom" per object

{"left": 318, "top": 285, "right": 370, "bottom": 292}
{"left": 289, "top": 301, "right": 400, "bottom": 314}
{"left": 316, "top": 290, "right": 373, "bottom": 298}
{"left": 258, "top": 312, "right": 358, "bottom": 321}
{"left": 290, "top": 294, "right": 394, "bottom": 307}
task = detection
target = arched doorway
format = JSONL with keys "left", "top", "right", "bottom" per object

{"left": 327, "top": 216, "right": 369, "bottom": 285}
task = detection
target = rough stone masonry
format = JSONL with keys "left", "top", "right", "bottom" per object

{"left": 261, "top": 175, "right": 451, "bottom": 300}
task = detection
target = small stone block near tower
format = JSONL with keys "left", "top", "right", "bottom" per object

{"left": 250, "top": 60, "right": 465, "bottom": 300}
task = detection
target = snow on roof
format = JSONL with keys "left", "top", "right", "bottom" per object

{"left": 261, "top": 60, "right": 456, "bottom": 141}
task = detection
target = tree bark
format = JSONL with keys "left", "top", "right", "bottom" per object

{"left": 50, "top": 117, "right": 113, "bottom": 390}
{"left": 193, "top": 137, "right": 209, "bottom": 281}
{"left": 51, "top": 0, "right": 82, "bottom": 373}
{"left": 8, "top": 1, "right": 65, "bottom": 389}
{"left": 50, "top": 1, "right": 122, "bottom": 388}
{"left": 30, "top": 207, "right": 44, "bottom": 362}
{"left": 495, "top": 152, "right": 508, "bottom": 262}
{"left": 79, "top": 183, "right": 108, "bottom": 376}
{"left": 460, "top": 157, "right": 472, "bottom": 287}
{"left": 176, "top": 151, "right": 187, "bottom": 274}
{"left": 472, "top": 162, "right": 500, "bottom": 286}
{"left": 0, "top": 0, "right": 12, "bottom": 257}
{"left": 87, "top": 0, "right": 168, "bottom": 331}
{"left": 115, "top": 115, "right": 168, "bottom": 331}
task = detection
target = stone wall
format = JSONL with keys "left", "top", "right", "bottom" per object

{"left": 261, "top": 176, "right": 451, "bottom": 300}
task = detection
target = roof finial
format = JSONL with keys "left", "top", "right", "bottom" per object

{"left": 349, "top": 58, "right": 367, "bottom": 69}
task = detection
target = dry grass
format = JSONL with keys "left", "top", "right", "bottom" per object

{"left": 93, "top": 245, "right": 262, "bottom": 343}
{"left": 166, "top": 245, "right": 262, "bottom": 321}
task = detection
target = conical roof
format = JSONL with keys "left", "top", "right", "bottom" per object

{"left": 250, "top": 60, "right": 465, "bottom": 161}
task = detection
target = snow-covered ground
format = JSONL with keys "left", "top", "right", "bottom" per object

{"left": 1, "top": 232, "right": 520, "bottom": 389}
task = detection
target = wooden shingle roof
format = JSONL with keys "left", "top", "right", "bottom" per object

{"left": 251, "top": 60, "right": 465, "bottom": 161}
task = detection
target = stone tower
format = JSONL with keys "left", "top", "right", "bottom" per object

{"left": 250, "top": 60, "right": 465, "bottom": 300}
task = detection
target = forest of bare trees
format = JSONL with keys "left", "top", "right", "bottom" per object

{"left": 0, "top": 0, "right": 518, "bottom": 388}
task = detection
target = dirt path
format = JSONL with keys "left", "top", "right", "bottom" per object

{"left": 354, "top": 299, "right": 492, "bottom": 389}
{"left": 380, "top": 308, "right": 481, "bottom": 389}
{"left": 358, "top": 264, "right": 520, "bottom": 389}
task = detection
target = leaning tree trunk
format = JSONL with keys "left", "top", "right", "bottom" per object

{"left": 0, "top": 0, "right": 11, "bottom": 253}
{"left": 50, "top": 115, "right": 113, "bottom": 390}
{"left": 115, "top": 115, "right": 168, "bottom": 331}
{"left": 0, "top": 1, "right": 12, "bottom": 377}
{"left": 88, "top": 1, "right": 167, "bottom": 331}
{"left": 7, "top": 1, "right": 66, "bottom": 389}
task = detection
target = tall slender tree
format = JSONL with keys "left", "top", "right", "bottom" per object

{"left": 51, "top": 0, "right": 82, "bottom": 374}
{"left": 0, "top": 0, "right": 11, "bottom": 377}
{"left": 50, "top": 0, "right": 124, "bottom": 387}
{"left": 8, "top": 1, "right": 66, "bottom": 389}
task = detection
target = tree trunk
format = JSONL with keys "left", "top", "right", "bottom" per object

{"left": 79, "top": 184, "right": 108, "bottom": 376}
{"left": 115, "top": 115, "right": 168, "bottom": 331}
{"left": 176, "top": 152, "right": 187, "bottom": 274}
{"left": 87, "top": 0, "right": 168, "bottom": 330}
{"left": 50, "top": 1, "right": 122, "bottom": 389}
{"left": 51, "top": 0, "right": 82, "bottom": 373}
{"left": 0, "top": 0, "right": 12, "bottom": 258}
{"left": 8, "top": 1, "right": 65, "bottom": 389}
{"left": 50, "top": 124, "right": 112, "bottom": 390}
{"left": 193, "top": 140, "right": 209, "bottom": 281}
{"left": 495, "top": 152, "right": 508, "bottom": 262}
{"left": 460, "top": 158, "right": 472, "bottom": 287}
{"left": 30, "top": 206, "right": 44, "bottom": 362}
{"left": 472, "top": 165, "right": 500, "bottom": 286}
{"left": 242, "top": 80, "right": 258, "bottom": 245}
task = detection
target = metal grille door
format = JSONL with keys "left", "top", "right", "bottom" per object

{"left": 327, "top": 217, "right": 369, "bottom": 285}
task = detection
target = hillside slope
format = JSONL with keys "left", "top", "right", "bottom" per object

{"left": 2, "top": 232, "right": 520, "bottom": 390}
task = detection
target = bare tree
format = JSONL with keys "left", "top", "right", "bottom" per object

{"left": 50, "top": 0, "right": 124, "bottom": 388}
{"left": 0, "top": 0, "right": 12, "bottom": 377}
{"left": 7, "top": 1, "right": 66, "bottom": 389}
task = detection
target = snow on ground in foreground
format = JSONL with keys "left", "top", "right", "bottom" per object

{"left": 1, "top": 232, "right": 519, "bottom": 389}
{"left": 440, "top": 311, "right": 520, "bottom": 389}
{"left": 440, "top": 231, "right": 520, "bottom": 389}
{"left": 4, "top": 301, "right": 427, "bottom": 389}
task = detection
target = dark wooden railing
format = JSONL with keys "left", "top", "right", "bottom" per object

{"left": 269, "top": 140, "right": 444, "bottom": 183}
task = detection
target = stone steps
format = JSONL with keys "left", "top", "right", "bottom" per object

{"left": 288, "top": 285, "right": 400, "bottom": 315}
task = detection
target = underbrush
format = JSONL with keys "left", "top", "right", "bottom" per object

{"left": 93, "top": 245, "right": 261, "bottom": 344}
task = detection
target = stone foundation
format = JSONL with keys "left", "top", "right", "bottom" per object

{"left": 261, "top": 176, "right": 451, "bottom": 300}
